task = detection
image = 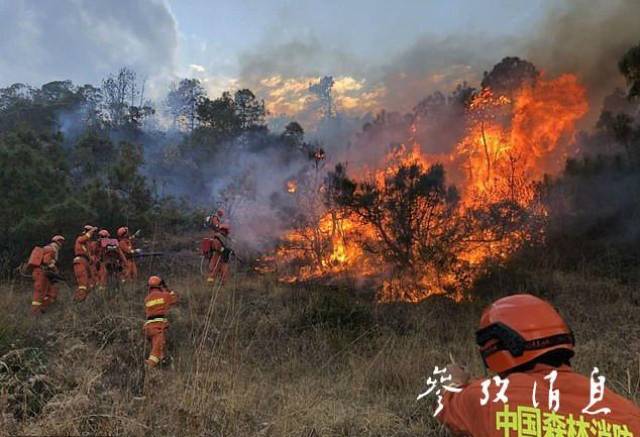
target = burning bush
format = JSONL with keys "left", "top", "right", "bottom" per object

{"left": 325, "top": 154, "right": 541, "bottom": 302}
{"left": 327, "top": 161, "right": 460, "bottom": 299}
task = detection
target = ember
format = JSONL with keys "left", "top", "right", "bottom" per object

{"left": 286, "top": 179, "right": 297, "bottom": 193}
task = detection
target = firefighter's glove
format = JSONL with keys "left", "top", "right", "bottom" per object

{"left": 446, "top": 364, "right": 470, "bottom": 388}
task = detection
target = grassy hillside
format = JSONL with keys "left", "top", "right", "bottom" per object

{"left": 1, "top": 266, "right": 639, "bottom": 436}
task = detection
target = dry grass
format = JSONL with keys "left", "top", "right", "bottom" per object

{"left": 0, "top": 265, "right": 639, "bottom": 436}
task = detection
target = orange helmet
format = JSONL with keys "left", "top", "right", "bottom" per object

{"left": 117, "top": 226, "right": 129, "bottom": 238}
{"left": 98, "top": 229, "right": 110, "bottom": 238}
{"left": 148, "top": 275, "right": 163, "bottom": 288}
{"left": 475, "top": 294, "right": 574, "bottom": 374}
{"left": 51, "top": 235, "right": 65, "bottom": 245}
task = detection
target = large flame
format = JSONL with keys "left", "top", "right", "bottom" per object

{"left": 457, "top": 74, "right": 588, "bottom": 206}
{"left": 268, "top": 73, "right": 588, "bottom": 302}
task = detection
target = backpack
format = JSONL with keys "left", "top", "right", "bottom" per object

{"left": 27, "top": 246, "right": 45, "bottom": 269}
{"left": 100, "top": 238, "right": 121, "bottom": 261}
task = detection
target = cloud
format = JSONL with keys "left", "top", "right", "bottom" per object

{"left": 251, "top": 74, "right": 384, "bottom": 127}
{"left": 0, "top": 0, "right": 178, "bottom": 87}
{"left": 188, "top": 63, "right": 206, "bottom": 73}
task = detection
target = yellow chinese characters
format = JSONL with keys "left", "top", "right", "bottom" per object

{"left": 496, "top": 404, "right": 634, "bottom": 437}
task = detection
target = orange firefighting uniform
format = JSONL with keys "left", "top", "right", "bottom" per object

{"left": 207, "top": 234, "right": 230, "bottom": 285}
{"left": 438, "top": 363, "right": 640, "bottom": 436}
{"left": 143, "top": 286, "right": 178, "bottom": 367}
{"left": 73, "top": 233, "right": 94, "bottom": 301}
{"left": 88, "top": 238, "right": 99, "bottom": 288}
{"left": 32, "top": 244, "right": 59, "bottom": 313}
{"left": 97, "top": 240, "right": 128, "bottom": 287}
{"left": 118, "top": 237, "right": 138, "bottom": 282}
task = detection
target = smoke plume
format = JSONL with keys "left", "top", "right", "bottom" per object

{"left": 524, "top": 0, "right": 640, "bottom": 119}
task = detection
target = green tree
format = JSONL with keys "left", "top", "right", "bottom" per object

{"left": 101, "top": 67, "right": 154, "bottom": 130}
{"left": 166, "top": 78, "right": 206, "bottom": 131}
{"left": 234, "top": 89, "right": 266, "bottom": 130}
{"left": 0, "top": 132, "right": 76, "bottom": 270}
{"left": 0, "top": 81, "right": 104, "bottom": 136}
{"left": 481, "top": 57, "right": 539, "bottom": 96}
{"left": 196, "top": 92, "right": 241, "bottom": 139}
{"left": 71, "top": 133, "right": 118, "bottom": 180}
{"left": 619, "top": 42, "right": 640, "bottom": 100}
{"left": 596, "top": 111, "right": 640, "bottom": 164}
{"left": 281, "top": 121, "right": 304, "bottom": 148}
{"left": 0, "top": 83, "right": 60, "bottom": 134}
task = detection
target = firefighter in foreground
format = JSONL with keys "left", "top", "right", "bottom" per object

{"left": 143, "top": 275, "right": 178, "bottom": 368}
{"left": 73, "top": 225, "right": 98, "bottom": 302}
{"left": 117, "top": 226, "right": 139, "bottom": 283}
{"left": 29, "top": 235, "right": 65, "bottom": 314}
{"left": 437, "top": 294, "right": 640, "bottom": 436}
{"left": 204, "top": 209, "right": 232, "bottom": 285}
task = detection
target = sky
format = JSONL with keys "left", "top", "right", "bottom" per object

{"left": 169, "top": 0, "right": 548, "bottom": 77}
{"left": 0, "top": 0, "right": 637, "bottom": 124}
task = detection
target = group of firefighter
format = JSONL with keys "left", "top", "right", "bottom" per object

{"left": 28, "top": 225, "right": 139, "bottom": 314}
{"left": 26, "top": 209, "right": 232, "bottom": 368}
{"left": 21, "top": 211, "right": 640, "bottom": 432}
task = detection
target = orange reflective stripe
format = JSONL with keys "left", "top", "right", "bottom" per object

{"left": 31, "top": 301, "right": 42, "bottom": 306}
{"left": 145, "top": 298, "right": 165, "bottom": 308}
{"left": 148, "top": 355, "right": 160, "bottom": 363}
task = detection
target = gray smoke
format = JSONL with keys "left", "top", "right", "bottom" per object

{"left": 378, "top": 34, "right": 515, "bottom": 112}
{"left": 239, "top": 35, "right": 367, "bottom": 85}
{"left": 0, "top": 0, "right": 178, "bottom": 87}
{"left": 523, "top": 0, "right": 640, "bottom": 121}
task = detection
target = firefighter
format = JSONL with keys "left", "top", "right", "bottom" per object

{"left": 117, "top": 226, "right": 139, "bottom": 283}
{"left": 438, "top": 294, "right": 640, "bottom": 436}
{"left": 73, "top": 225, "right": 98, "bottom": 302}
{"left": 96, "top": 229, "right": 127, "bottom": 288}
{"left": 95, "top": 229, "right": 110, "bottom": 290}
{"left": 88, "top": 228, "right": 100, "bottom": 289}
{"left": 143, "top": 275, "right": 178, "bottom": 368}
{"left": 206, "top": 209, "right": 224, "bottom": 231}
{"left": 31, "top": 235, "right": 65, "bottom": 314}
{"left": 207, "top": 222, "right": 231, "bottom": 285}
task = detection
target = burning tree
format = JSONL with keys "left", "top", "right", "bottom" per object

{"left": 326, "top": 161, "right": 463, "bottom": 301}
{"left": 267, "top": 143, "right": 336, "bottom": 281}
{"left": 324, "top": 151, "right": 540, "bottom": 302}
